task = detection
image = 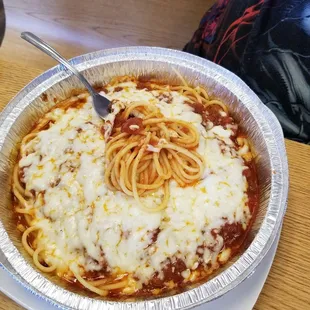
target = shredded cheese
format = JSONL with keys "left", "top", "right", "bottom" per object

{"left": 19, "top": 82, "right": 251, "bottom": 288}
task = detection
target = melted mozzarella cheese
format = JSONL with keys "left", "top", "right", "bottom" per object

{"left": 19, "top": 82, "right": 250, "bottom": 287}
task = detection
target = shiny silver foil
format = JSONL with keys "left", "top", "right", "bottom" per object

{"left": 0, "top": 47, "right": 289, "bottom": 309}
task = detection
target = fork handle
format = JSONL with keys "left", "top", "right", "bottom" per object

{"left": 21, "top": 32, "right": 96, "bottom": 96}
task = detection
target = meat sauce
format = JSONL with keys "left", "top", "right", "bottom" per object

{"left": 188, "top": 102, "right": 233, "bottom": 127}
{"left": 121, "top": 117, "right": 144, "bottom": 134}
{"left": 41, "top": 92, "right": 48, "bottom": 102}
{"left": 148, "top": 259, "right": 187, "bottom": 288}
{"left": 136, "top": 76, "right": 170, "bottom": 91}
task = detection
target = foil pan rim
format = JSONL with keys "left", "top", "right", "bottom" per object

{"left": 0, "top": 47, "right": 288, "bottom": 309}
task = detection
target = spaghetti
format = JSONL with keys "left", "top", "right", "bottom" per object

{"left": 12, "top": 75, "right": 258, "bottom": 298}
{"left": 104, "top": 102, "right": 204, "bottom": 212}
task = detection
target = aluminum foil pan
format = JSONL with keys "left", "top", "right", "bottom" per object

{"left": 0, "top": 47, "right": 288, "bottom": 309}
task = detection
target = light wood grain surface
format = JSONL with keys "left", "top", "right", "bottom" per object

{"left": 1, "top": 1, "right": 310, "bottom": 309}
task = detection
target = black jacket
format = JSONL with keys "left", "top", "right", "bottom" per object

{"left": 184, "top": 0, "right": 310, "bottom": 144}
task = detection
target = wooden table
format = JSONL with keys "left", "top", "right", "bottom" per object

{"left": 1, "top": 1, "right": 310, "bottom": 309}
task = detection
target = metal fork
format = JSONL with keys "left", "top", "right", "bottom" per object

{"left": 21, "top": 32, "right": 110, "bottom": 118}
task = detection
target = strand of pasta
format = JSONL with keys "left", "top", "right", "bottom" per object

{"left": 71, "top": 268, "right": 108, "bottom": 296}
{"left": 22, "top": 226, "right": 40, "bottom": 256}
{"left": 89, "top": 274, "right": 129, "bottom": 290}
{"left": 33, "top": 247, "right": 57, "bottom": 273}
{"left": 13, "top": 165, "right": 25, "bottom": 195}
